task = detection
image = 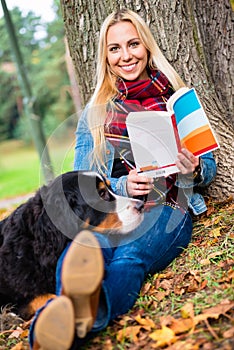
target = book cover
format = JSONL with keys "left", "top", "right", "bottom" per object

{"left": 126, "top": 88, "right": 219, "bottom": 178}
{"left": 167, "top": 87, "right": 219, "bottom": 157}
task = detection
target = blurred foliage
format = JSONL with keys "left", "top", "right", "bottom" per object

{"left": 0, "top": 1, "right": 75, "bottom": 142}
{"left": 231, "top": 0, "right": 234, "bottom": 10}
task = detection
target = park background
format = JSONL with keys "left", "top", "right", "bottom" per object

{"left": 0, "top": 0, "right": 78, "bottom": 203}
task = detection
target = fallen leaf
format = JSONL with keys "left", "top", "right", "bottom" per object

{"left": 160, "top": 279, "right": 172, "bottom": 290}
{"left": 118, "top": 315, "right": 133, "bottom": 326}
{"left": 200, "top": 258, "right": 211, "bottom": 265}
{"left": 20, "top": 329, "right": 29, "bottom": 339}
{"left": 181, "top": 302, "right": 194, "bottom": 319}
{"left": 134, "top": 314, "right": 155, "bottom": 330}
{"left": 166, "top": 339, "right": 200, "bottom": 350}
{"left": 155, "top": 290, "right": 169, "bottom": 301}
{"left": 187, "top": 279, "right": 199, "bottom": 293}
{"left": 170, "top": 318, "right": 194, "bottom": 335}
{"left": 149, "top": 326, "right": 177, "bottom": 347}
{"left": 228, "top": 269, "right": 234, "bottom": 280}
{"left": 157, "top": 271, "right": 175, "bottom": 279}
{"left": 116, "top": 325, "right": 141, "bottom": 342}
{"left": 207, "top": 251, "right": 223, "bottom": 259}
{"left": 11, "top": 342, "right": 24, "bottom": 350}
{"left": 189, "top": 270, "right": 202, "bottom": 283}
{"left": 199, "top": 279, "right": 208, "bottom": 290}
{"left": 194, "top": 300, "right": 234, "bottom": 324}
{"left": 223, "top": 326, "right": 234, "bottom": 339}
{"left": 103, "top": 338, "right": 114, "bottom": 350}
{"left": 140, "top": 282, "right": 151, "bottom": 296}
{"left": 159, "top": 315, "right": 175, "bottom": 327}
{"left": 8, "top": 327, "right": 23, "bottom": 339}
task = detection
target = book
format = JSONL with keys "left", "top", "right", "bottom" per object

{"left": 126, "top": 87, "right": 219, "bottom": 178}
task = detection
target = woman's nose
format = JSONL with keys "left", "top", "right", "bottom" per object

{"left": 122, "top": 48, "right": 132, "bottom": 61}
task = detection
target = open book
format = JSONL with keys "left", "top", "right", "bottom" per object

{"left": 126, "top": 87, "right": 219, "bottom": 178}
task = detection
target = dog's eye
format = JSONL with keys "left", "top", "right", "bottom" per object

{"left": 97, "top": 179, "right": 113, "bottom": 201}
{"left": 98, "top": 188, "right": 109, "bottom": 200}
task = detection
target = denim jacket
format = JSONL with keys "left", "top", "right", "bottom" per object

{"left": 74, "top": 107, "right": 217, "bottom": 215}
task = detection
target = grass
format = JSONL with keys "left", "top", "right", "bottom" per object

{"left": 0, "top": 137, "right": 75, "bottom": 200}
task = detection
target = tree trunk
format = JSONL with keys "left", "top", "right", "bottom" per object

{"left": 60, "top": 0, "right": 234, "bottom": 200}
{"left": 64, "top": 37, "right": 82, "bottom": 113}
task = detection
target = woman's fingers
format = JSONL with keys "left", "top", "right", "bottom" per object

{"left": 127, "top": 169, "right": 153, "bottom": 196}
{"left": 176, "top": 148, "right": 200, "bottom": 174}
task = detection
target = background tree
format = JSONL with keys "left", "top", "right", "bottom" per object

{"left": 1, "top": 0, "right": 54, "bottom": 182}
{"left": 60, "top": 0, "right": 234, "bottom": 201}
{"left": 0, "top": 3, "right": 75, "bottom": 142}
{"left": 0, "top": 6, "right": 41, "bottom": 141}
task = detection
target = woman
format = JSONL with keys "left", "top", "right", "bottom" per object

{"left": 30, "top": 8, "right": 216, "bottom": 349}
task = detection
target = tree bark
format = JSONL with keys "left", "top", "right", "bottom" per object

{"left": 60, "top": 0, "right": 234, "bottom": 200}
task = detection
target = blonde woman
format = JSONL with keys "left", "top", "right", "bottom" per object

{"left": 30, "top": 9, "right": 216, "bottom": 349}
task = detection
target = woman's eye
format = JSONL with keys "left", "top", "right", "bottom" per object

{"left": 109, "top": 46, "right": 119, "bottom": 52}
{"left": 130, "top": 41, "right": 140, "bottom": 48}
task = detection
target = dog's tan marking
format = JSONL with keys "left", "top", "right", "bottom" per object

{"left": 98, "top": 181, "right": 106, "bottom": 191}
{"left": 105, "top": 179, "right": 111, "bottom": 187}
{"left": 95, "top": 213, "right": 122, "bottom": 232}
{"left": 27, "top": 294, "right": 56, "bottom": 316}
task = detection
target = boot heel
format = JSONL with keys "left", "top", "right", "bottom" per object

{"left": 61, "top": 231, "right": 104, "bottom": 338}
{"left": 34, "top": 296, "right": 75, "bottom": 350}
{"left": 71, "top": 295, "right": 93, "bottom": 338}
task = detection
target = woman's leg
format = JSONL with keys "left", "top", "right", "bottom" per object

{"left": 98, "top": 205, "right": 192, "bottom": 323}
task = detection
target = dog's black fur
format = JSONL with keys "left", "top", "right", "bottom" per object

{"left": 0, "top": 170, "right": 143, "bottom": 319}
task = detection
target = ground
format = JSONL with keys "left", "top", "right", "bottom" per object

{"left": 0, "top": 199, "right": 233, "bottom": 350}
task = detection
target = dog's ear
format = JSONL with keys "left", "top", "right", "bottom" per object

{"left": 76, "top": 172, "right": 116, "bottom": 211}
{"left": 39, "top": 176, "right": 84, "bottom": 240}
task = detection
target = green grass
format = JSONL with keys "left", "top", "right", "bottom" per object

{"left": 0, "top": 138, "right": 75, "bottom": 199}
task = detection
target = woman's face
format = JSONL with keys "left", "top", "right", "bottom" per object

{"left": 106, "top": 21, "right": 148, "bottom": 81}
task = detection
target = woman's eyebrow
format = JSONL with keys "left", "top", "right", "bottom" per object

{"left": 107, "top": 37, "right": 140, "bottom": 47}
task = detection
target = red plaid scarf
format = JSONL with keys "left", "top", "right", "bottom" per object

{"left": 104, "top": 69, "right": 174, "bottom": 166}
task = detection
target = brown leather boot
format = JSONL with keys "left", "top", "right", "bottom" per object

{"left": 32, "top": 231, "right": 104, "bottom": 349}
{"left": 33, "top": 295, "right": 75, "bottom": 350}
{"left": 61, "top": 230, "right": 104, "bottom": 338}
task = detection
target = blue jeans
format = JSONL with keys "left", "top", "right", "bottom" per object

{"left": 30, "top": 204, "right": 192, "bottom": 348}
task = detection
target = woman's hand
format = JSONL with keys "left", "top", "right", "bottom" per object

{"left": 176, "top": 148, "right": 200, "bottom": 174}
{"left": 127, "top": 169, "right": 154, "bottom": 197}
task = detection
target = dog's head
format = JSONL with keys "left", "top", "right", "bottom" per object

{"left": 40, "top": 171, "right": 144, "bottom": 239}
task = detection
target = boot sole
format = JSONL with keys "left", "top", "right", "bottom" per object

{"left": 34, "top": 295, "right": 75, "bottom": 350}
{"left": 61, "top": 230, "right": 104, "bottom": 338}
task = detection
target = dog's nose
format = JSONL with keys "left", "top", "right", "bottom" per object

{"left": 134, "top": 200, "right": 144, "bottom": 213}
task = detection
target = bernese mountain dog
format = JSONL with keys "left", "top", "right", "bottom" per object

{"left": 0, "top": 170, "right": 144, "bottom": 319}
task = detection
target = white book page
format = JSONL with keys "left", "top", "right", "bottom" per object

{"left": 126, "top": 111, "right": 180, "bottom": 178}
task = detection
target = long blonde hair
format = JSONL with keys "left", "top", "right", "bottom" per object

{"left": 88, "top": 8, "right": 185, "bottom": 171}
